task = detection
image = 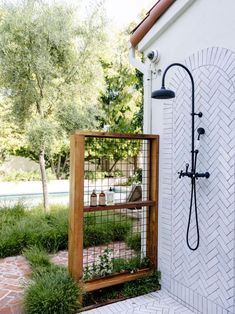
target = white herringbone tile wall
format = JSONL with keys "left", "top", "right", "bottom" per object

{"left": 160, "top": 47, "right": 235, "bottom": 314}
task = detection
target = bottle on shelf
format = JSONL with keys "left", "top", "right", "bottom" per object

{"left": 106, "top": 187, "right": 114, "bottom": 205}
{"left": 99, "top": 190, "right": 106, "bottom": 206}
{"left": 90, "top": 189, "right": 97, "bottom": 207}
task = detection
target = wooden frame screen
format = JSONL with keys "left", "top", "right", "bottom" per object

{"left": 68, "top": 131, "right": 159, "bottom": 292}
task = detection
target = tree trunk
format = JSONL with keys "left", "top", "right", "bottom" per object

{"left": 133, "top": 156, "right": 138, "bottom": 171}
{"left": 56, "top": 155, "right": 62, "bottom": 179}
{"left": 108, "top": 159, "right": 119, "bottom": 173}
{"left": 39, "top": 148, "right": 49, "bottom": 213}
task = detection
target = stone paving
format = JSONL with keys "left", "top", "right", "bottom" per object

{"left": 0, "top": 256, "right": 31, "bottom": 314}
{"left": 0, "top": 242, "right": 135, "bottom": 313}
{"left": 51, "top": 242, "right": 135, "bottom": 267}
{"left": 82, "top": 290, "right": 195, "bottom": 314}
{"left": 0, "top": 247, "right": 195, "bottom": 314}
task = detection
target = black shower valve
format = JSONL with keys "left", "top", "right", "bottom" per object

{"left": 198, "top": 112, "right": 203, "bottom": 117}
{"left": 178, "top": 168, "right": 192, "bottom": 179}
{"left": 185, "top": 163, "right": 189, "bottom": 173}
{"left": 178, "top": 163, "right": 191, "bottom": 178}
{"left": 197, "top": 127, "right": 205, "bottom": 140}
{"left": 178, "top": 170, "right": 184, "bottom": 179}
{"left": 192, "top": 112, "right": 203, "bottom": 117}
{"left": 195, "top": 172, "right": 210, "bottom": 179}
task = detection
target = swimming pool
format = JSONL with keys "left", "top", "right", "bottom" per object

{"left": 0, "top": 188, "right": 129, "bottom": 207}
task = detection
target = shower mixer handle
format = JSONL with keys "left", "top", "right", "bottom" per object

{"left": 178, "top": 163, "right": 191, "bottom": 178}
{"left": 178, "top": 170, "right": 184, "bottom": 178}
{"left": 185, "top": 163, "right": 189, "bottom": 173}
{"left": 195, "top": 172, "right": 210, "bottom": 179}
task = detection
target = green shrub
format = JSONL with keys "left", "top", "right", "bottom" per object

{"left": 84, "top": 213, "right": 96, "bottom": 225}
{"left": 23, "top": 246, "right": 50, "bottom": 269}
{"left": 122, "top": 270, "right": 161, "bottom": 298}
{"left": 0, "top": 204, "right": 134, "bottom": 257}
{"left": 126, "top": 233, "right": 141, "bottom": 252}
{"left": 83, "top": 220, "right": 132, "bottom": 248}
{"left": 83, "top": 248, "right": 113, "bottom": 280}
{"left": 1, "top": 169, "right": 56, "bottom": 182}
{"left": 84, "top": 170, "right": 124, "bottom": 180}
{"left": 112, "top": 257, "right": 127, "bottom": 274}
{"left": 112, "top": 256, "right": 150, "bottom": 274}
{"left": 23, "top": 246, "right": 81, "bottom": 314}
{"left": 109, "top": 221, "right": 132, "bottom": 241}
{"left": 83, "top": 225, "right": 112, "bottom": 248}
{"left": 0, "top": 205, "right": 69, "bottom": 258}
{"left": 0, "top": 201, "right": 26, "bottom": 225}
{"left": 0, "top": 226, "right": 26, "bottom": 257}
{"left": 84, "top": 171, "right": 107, "bottom": 180}
{"left": 24, "top": 267, "right": 80, "bottom": 314}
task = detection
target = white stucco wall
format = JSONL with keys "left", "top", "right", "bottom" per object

{"left": 135, "top": 0, "right": 235, "bottom": 313}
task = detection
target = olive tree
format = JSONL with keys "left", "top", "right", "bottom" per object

{"left": 0, "top": 0, "right": 106, "bottom": 212}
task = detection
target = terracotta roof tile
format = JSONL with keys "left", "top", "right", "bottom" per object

{"left": 130, "top": 0, "right": 175, "bottom": 48}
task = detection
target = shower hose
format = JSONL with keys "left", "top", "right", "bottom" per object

{"left": 186, "top": 150, "right": 199, "bottom": 251}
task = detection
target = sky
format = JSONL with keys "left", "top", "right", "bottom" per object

{"left": 0, "top": 0, "right": 156, "bottom": 29}
{"left": 105, "top": 0, "right": 156, "bottom": 28}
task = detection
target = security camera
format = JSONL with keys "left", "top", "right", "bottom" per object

{"left": 147, "top": 50, "right": 160, "bottom": 63}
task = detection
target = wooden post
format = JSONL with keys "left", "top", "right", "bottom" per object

{"left": 146, "top": 136, "right": 159, "bottom": 269}
{"left": 68, "top": 134, "right": 85, "bottom": 281}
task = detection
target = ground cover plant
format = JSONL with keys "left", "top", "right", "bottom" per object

{"left": 23, "top": 246, "right": 81, "bottom": 314}
{"left": 83, "top": 249, "right": 150, "bottom": 280}
{"left": 0, "top": 204, "right": 160, "bottom": 313}
{"left": 0, "top": 203, "right": 135, "bottom": 258}
{"left": 23, "top": 247, "right": 160, "bottom": 313}
{"left": 83, "top": 211, "right": 132, "bottom": 248}
{"left": 126, "top": 233, "right": 141, "bottom": 252}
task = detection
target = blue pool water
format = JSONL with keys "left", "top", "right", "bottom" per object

{"left": 0, "top": 188, "right": 128, "bottom": 207}
{"left": 0, "top": 192, "right": 70, "bottom": 206}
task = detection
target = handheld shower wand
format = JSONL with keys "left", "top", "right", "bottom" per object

{"left": 152, "top": 63, "right": 210, "bottom": 251}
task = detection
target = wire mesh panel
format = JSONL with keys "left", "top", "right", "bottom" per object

{"left": 84, "top": 137, "right": 150, "bottom": 205}
{"left": 69, "top": 132, "right": 159, "bottom": 291}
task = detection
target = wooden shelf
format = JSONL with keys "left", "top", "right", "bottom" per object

{"left": 84, "top": 200, "right": 155, "bottom": 212}
{"left": 76, "top": 131, "right": 159, "bottom": 140}
{"left": 84, "top": 268, "right": 153, "bottom": 292}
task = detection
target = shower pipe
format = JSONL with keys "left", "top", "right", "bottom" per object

{"left": 152, "top": 63, "right": 210, "bottom": 251}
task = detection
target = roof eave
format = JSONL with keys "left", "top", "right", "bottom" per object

{"left": 130, "top": 0, "right": 175, "bottom": 48}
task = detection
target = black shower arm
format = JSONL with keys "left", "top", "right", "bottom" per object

{"left": 161, "top": 63, "right": 195, "bottom": 172}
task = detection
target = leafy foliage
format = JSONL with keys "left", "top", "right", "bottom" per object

{"left": 0, "top": 100, "right": 24, "bottom": 164}
{"left": 122, "top": 271, "right": 161, "bottom": 298}
{"left": 1, "top": 169, "right": 56, "bottom": 182}
{"left": 23, "top": 246, "right": 81, "bottom": 314}
{"left": 83, "top": 248, "right": 113, "bottom": 280}
{"left": 83, "top": 219, "right": 132, "bottom": 248}
{"left": 0, "top": 2, "right": 144, "bottom": 182}
{"left": 99, "top": 28, "right": 143, "bottom": 134}
{"left": 112, "top": 255, "right": 150, "bottom": 274}
{"left": 23, "top": 246, "right": 51, "bottom": 270}
{"left": 0, "top": 204, "right": 133, "bottom": 257}
{"left": 84, "top": 26, "right": 144, "bottom": 167}
{"left": 126, "top": 233, "right": 141, "bottom": 252}
{"left": 0, "top": 1, "right": 107, "bottom": 208}
{"left": 84, "top": 251, "right": 151, "bottom": 280}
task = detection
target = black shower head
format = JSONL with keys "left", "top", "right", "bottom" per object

{"left": 151, "top": 86, "right": 175, "bottom": 99}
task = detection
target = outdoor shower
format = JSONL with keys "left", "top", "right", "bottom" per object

{"left": 152, "top": 63, "right": 210, "bottom": 251}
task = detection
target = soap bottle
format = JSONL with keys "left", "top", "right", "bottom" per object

{"left": 107, "top": 187, "right": 114, "bottom": 205}
{"left": 99, "top": 190, "right": 106, "bottom": 206}
{"left": 90, "top": 190, "right": 97, "bottom": 207}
